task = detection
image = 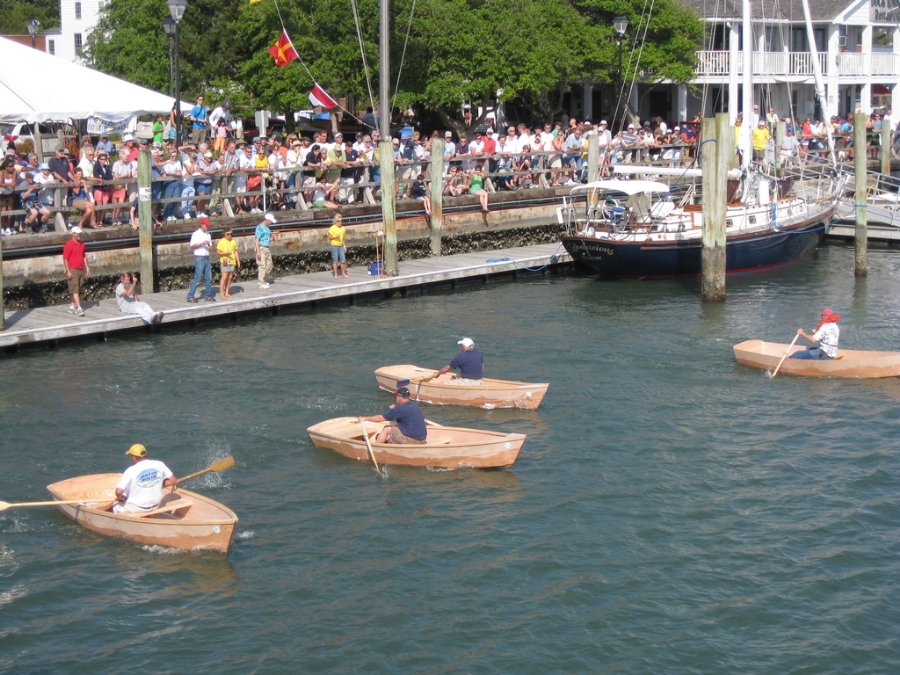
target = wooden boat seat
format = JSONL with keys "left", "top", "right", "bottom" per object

{"left": 141, "top": 499, "right": 193, "bottom": 517}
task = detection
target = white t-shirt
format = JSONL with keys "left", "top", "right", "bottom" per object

{"left": 116, "top": 459, "right": 173, "bottom": 509}
{"left": 190, "top": 227, "right": 212, "bottom": 257}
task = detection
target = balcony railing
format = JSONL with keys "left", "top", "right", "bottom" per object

{"left": 695, "top": 50, "right": 898, "bottom": 78}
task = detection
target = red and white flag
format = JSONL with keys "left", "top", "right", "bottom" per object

{"left": 309, "top": 83, "right": 337, "bottom": 109}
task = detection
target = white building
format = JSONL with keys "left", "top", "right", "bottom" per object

{"left": 45, "top": 0, "right": 104, "bottom": 63}
{"left": 688, "top": 0, "right": 900, "bottom": 122}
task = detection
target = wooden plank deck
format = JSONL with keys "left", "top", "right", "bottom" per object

{"left": 0, "top": 243, "right": 572, "bottom": 352}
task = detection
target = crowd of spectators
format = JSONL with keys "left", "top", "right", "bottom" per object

{"left": 6, "top": 106, "right": 808, "bottom": 237}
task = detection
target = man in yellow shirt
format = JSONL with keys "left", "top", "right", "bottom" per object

{"left": 326, "top": 214, "right": 348, "bottom": 279}
{"left": 751, "top": 119, "right": 771, "bottom": 168}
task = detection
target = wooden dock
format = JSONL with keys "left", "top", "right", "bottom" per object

{"left": 0, "top": 243, "right": 572, "bottom": 353}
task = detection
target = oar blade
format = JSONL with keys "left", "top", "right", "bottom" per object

{"left": 208, "top": 456, "right": 235, "bottom": 473}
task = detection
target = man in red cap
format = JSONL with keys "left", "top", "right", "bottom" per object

{"left": 187, "top": 216, "right": 214, "bottom": 302}
{"left": 791, "top": 308, "right": 840, "bottom": 359}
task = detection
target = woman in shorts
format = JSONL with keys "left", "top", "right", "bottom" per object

{"left": 215, "top": 227, "right": 240, "bottom": 298}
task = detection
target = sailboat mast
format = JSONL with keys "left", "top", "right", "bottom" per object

{"left": 800, "top": 0, "right": 837, "bottom": 166}
{"left": 741, "top": 0, "right": 752, "bottom": 168}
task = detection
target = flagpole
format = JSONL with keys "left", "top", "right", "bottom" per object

{"left": 379, "top": 0, "right": 397, "bottom": 276}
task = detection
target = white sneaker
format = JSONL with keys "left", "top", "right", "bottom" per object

{"left": 258, "top": 282, "right": 270, "bottom": 289}
{"left": 183, "top": 214, "right": 191, "bottom": 220}
{"left": 74, "top": 307, "right": 85, "bottom": 317}
{"left": 166, "top": 216, "right": 176, "bottom": 222}
{"left": 67, "top": 304, "right": 76, "bottom": 313}
{"left": 251, "top": 208, "right": 262, "bottom": 214}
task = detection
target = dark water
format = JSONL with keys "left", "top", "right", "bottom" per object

{"left": 2, "top": 243, "right": 899, "bottom": 674}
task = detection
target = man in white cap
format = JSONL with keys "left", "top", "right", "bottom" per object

{"left": 255, "top": 212, "right": 276, "bottom": 288}
{"left": 187, "top": 216, "right": 215, "bottom": 302}
{"left": 431, "top": 337, "right": 485, "bottom": 385}
{"left": 62, "top": 226, "right": 90, "bottom": 316}
{"left": 113, "top": 444, "right": 177, "bottom": 513}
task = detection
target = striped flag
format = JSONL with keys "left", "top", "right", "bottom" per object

{"left": 309, "top": 83, "right": 337, "bottom": 109}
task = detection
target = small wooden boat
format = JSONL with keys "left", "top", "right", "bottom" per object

{"left": 307, "top": 417, "right": 527, "bottom": 469}
{"left": 46, "top": 473, "right": 238, "bottom": 552}
{"left": 733, "top": 339, "right": 900, "bottom": 378}
{"left": 374, "top": 364, "right": 549, "bottom": 409}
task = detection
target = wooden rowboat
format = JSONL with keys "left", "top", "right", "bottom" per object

{"left": 46, "top": 473, "right": 238, "bottom": 552}
{"left": 374, "top": 364, "right": 549, "bottom": 409}
{"left": 733, "top": 339, "right": 900, "bottom": 378}
{"left": 307, "top": 416, "right": 527, "bottom": 469}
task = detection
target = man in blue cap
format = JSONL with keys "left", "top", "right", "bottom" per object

{"left": 360, "top": 384, "right": 427, "bottom": 444}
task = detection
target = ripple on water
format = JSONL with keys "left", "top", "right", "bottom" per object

{"left": 0, "top": 246, "right": 899, "bottom": 674}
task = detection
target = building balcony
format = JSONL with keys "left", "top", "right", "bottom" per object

{"left": 695, "top": 50, "right": 899, "bottom": 80}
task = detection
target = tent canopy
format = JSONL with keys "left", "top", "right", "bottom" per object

{"left": 0, "top": 37, "right": 190, "bottom": 123}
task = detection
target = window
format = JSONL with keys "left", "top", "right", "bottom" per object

{"left": 48, "top": 39, "right": 55, "bottom": 55}
{"left": 75, "top": 2, "right": 82, "bottom": 19}
{"left": 74, "top": 33, "right": 82, "bottom": 56}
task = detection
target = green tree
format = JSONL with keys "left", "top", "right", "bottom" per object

{"left": 0, "top": 0, "right": 60, "bottom": 36}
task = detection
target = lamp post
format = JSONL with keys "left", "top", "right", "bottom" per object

{"left": 162, "top": 18, "right": 176, "bottom": 97}
{"left": 613, "top": 15, "right": 628, "bottom": 131}
{"left": 26, "top": 18, "right": 40, "bottom": 49}
{"left": 166, "top": 0, "right": 187, "bottom": 146}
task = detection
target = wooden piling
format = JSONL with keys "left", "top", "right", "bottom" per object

{"left": 881, "top": 123, "right": 891, "bottom": 176}
{"left": 854, "top": 112, "right": 867, "bottom": 277}
{"left": 429, "top": 138, "right": 444, "bottom": 256}
{"left": 587, "top": 134, "right": 599, "bottom": 184}
{"left": 137, "top": 149, "right": 156, "bottom": 290}
{"left": 701, "top": 113, "right": 731, "bottom": 302}
{"left": 0, "top": 223, "right": 5, "bottom": 331}
{"left": 379, "top": 140, "right": 398, "bottom": 275}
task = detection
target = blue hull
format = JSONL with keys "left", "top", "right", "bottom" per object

{"left": 561, "top": 219, "right": 829, "bottom": 278}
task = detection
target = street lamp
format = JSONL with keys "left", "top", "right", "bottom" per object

{"left": 166, "top": 0, "right": 187, "bottom": 146}
{"left": 613, "top": 15, "right": 628, "bottom": 131}
{"left": 162, "top": 18, "right": 176, "bottom": 97}
{"left": 26, "top": 18, "right": 40, "bottom": 49}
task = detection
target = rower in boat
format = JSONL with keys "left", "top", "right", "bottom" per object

{"left": 431, "top": 337, "right": 485, "bottom": 385}
{"left": 113, "top": 444, "right": 178, "bottom": 513}
{"left": 359, "top": 387, "right": 428, "bottom": 445}
{"left": 790, "top": 308, "right": 840, "bottom": 360}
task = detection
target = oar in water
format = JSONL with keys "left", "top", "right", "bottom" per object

{"left": 0, "top": 498, "right": 109, "bottom": 512}
{"left": 173, "top": 456, "right": 235, "bottom": 488}
{"left": 771, "top": 334, "right": 801, "bottom": 378}
{"left": 358, "top": 417, "right": 381, "bottom": 472}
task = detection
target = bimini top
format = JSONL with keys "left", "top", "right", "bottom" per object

{"left": 570, "top": 180, "right": 672, "bottom": 196}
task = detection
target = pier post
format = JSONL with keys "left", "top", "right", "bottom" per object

{"left": 379, "top": 141, "right": 398, "bottom": 275}
{"left": 429, "top": 138, "right": 444, "bottom": 256}
{"left": 881, "top": 123, "right": 891, "bottom": 176}
{"left": 137, "top": 149, "right": 156, "bottom": 290}
{"left": 854, "top": 112, "right": 867, "bottom": 277}
{"left": 587, "top": 134, "right": 599, "bottom": 184}
{"left": 701, "top": 113, "right": 731, "bottom": 302}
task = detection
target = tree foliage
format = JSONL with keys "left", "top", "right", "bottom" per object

{"left": 0, "top": 0, "right": 60, "bottom": 36}
{"left": 85, "top": 0, "right": 702, "bottom": 130}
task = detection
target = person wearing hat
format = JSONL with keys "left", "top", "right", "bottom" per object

{"left": 62, "top": 226, "right": 90, "bottom": 315}
{"left": 751, "top": 118, "right": 771, "bottom": 167}
{"left": 49, "top": 144, "right": 74, "bottom": 185}
{"left": 779, "top": 123, "right": 799, "bottom": 167}
{"left": 790, "top": 308, "right": 841, "bottom": 360}
{"left": 430, "top": 337, "right": 485, "bottom": 385}
{"left": 255, "top": 212, "right": 276, "bottom": 288}
{"left": 621, "top": 123, "right": 639, "bottom": 164}
{"left": 97, "top": 133, "right": 113, "bottom": 155}
{"left": 113, "top": 444, "right": 177, "bottom": 513}
{"left": 187, "top": 216, "right": 215, "bottom": 302}
{"left": 359, "top": 386, "right": 428, "bottom": 444}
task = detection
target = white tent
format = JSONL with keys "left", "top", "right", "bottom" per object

{"left": 0, "top": 37, "right": 190, "bottom": 123}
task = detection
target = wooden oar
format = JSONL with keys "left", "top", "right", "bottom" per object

{"left": 174, "top": 456, "right": 235, "bottom": 486}
{"left": 0, "top": 498, "right": 110, "bottom": 512}
{"left": 424, "top": 419, "right": 444, "bottom": 427}
{"left": 772, "top": 334, "right": 800, "bottom": 378}
{"left": 358, "top": 417, "right": 381, "bottom": 472}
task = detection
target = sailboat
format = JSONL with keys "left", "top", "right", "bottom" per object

{"left": 559, "top": 0, "right": 846, "bottom": 278}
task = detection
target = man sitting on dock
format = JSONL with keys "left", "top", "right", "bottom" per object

{"left": 113, "top": 444, "right": 177, "bottom": 513}
{"left": 115, "top": 272, "right": 163, "bottom": 324}
{"left": 360, "top": 387, "right": 428, "bottom": 444}
{"left": 432, "top": 337, "right": 485, "bottom": 385}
